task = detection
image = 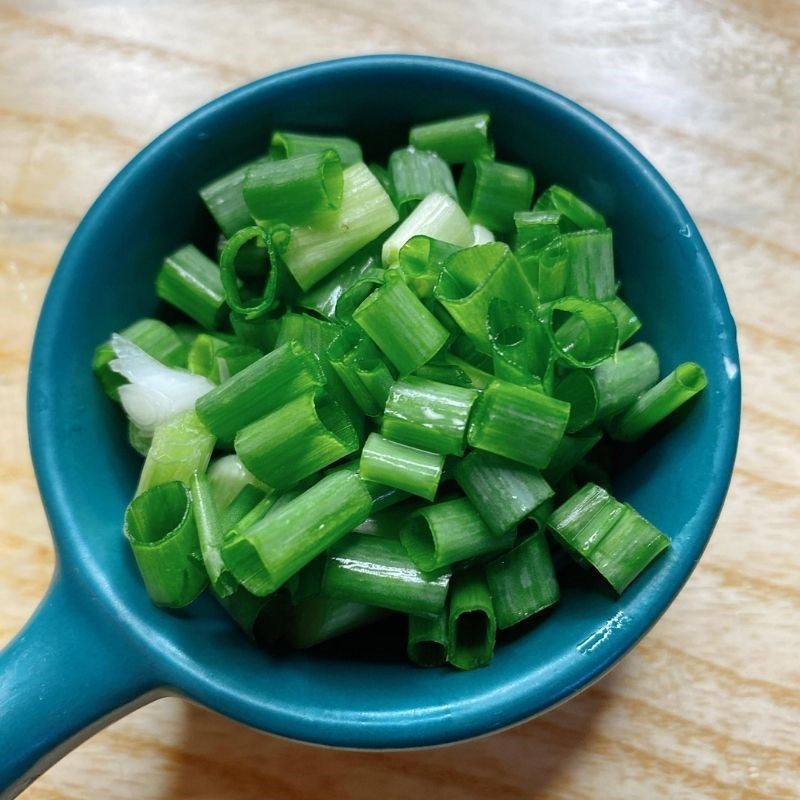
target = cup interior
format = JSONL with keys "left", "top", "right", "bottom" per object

{"left": 28, "top": 56, "right": 740, "bottom": 747}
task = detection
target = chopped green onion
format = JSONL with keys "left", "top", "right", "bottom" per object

{"left": 548, "top": 483, "right": 670, "bottom": 593}
{"left": 352, "top": 273, "right": 449, "bottom": 376}
{"left": 188, "top": 334, "right": 262, "bottom": 384}
{"left": 360, "top": 433, "right": 444, "bottom": 501}
{"left": 447, "top": 570, "right": 496, "bottom": 670}
{"left": 455, "top": 451, "right": 553, "bottom": 536}
{"left": 397, "top": 235, "right": 463, "bottom": 300}
{"left": 382, "top": 376, "right": 478, "bottom": 456}
{"left": 400, "top": 497, "right": 515, "bottom": 572}
{"left": 407, "top": 611, "right": 448, "bottom": 667}
{"left": 271, "top": 162, "right": 398, "bottom": 291}
{"left": 543, "top": 429, "right": 603, "bottom": 486}
{"left": 381, "top": 192, "right": 473, "bottom": 267}
{"left": 488, "top": 298, "right": 551, "bottom": 387}
{"left": 471, "top": 224, "right": 495, "bottom": 245}
{"left": 288, "top": 596, "right": 387, "bottom": 649}
{"left": 296, "top": 244, "right": 381, "bottom": 321}
{"left": 323, "top": 534, "right": 451, "bottom": 617}
{"left": 458, "top": 158, "right": 534, "bottom": 233}
{"left": 368, "top": 162, "right": 394, "bottom": 196}
{"left": 270, "top": 130, "right": 362, "bottom": 166}
{"left": 602, "top": 296, "right": 641, "bottom": 345}
{"left": 214, "top": 585, "right": 270, "bottom": 639}
{"left": 230, "top": 312, "right": 281, "bottom": 353}
{"left": 564, "top": 230, "right": 615, "bottom": 300}
{"left": 537, "top": 236, "right": 569, "bottom": 303}
{"left": 222, "top": 469, "right": 372, "bottom": 595}
{"left": 467, "top": 379, "right": 570, "bottom": 469}
{"left": 409, "top": 113, "right": 492, "bottom": 164}
{"left": 199, "top": 158, "right": 265, "bottom": 237}
{"left": 592, "top": 342, "right": 660, "bottom": 418}
{"left": 235, "top": 390, "right": 359, "bottom": 490}
{"left": 513, "top": 210, "right": 563, "bottom": 250}
{"left": 554, "top": 370, "right": 600, "bottom": 433}
{"left": 243, "top": 149, "right": 343, "bottom": 225}
{"left": 136, "top": 410, "right": 216, "bottom": 495}
{"left": 327, "top": 324, "right": 394, "bottom": 416}
{"left": 195, "top": 341, "right": 325, "bottom": 443}
{"left": 435, "top": 243, "right": 536, "bottom": 355}
{"left": 190, "top": 470, "right": 237, "bottom": 598}
{"left": 389, "top": 147, "right": 457, "bottom": 215}
{"left": 353, "top": 498, "right": 422, "bottom": 538}
{"left": 485, "top": 531, "right": 559, "bottom": 629}
{"left": 155, "top": 245, "right": 227, "bottom": 331}
{"left": 534, "top": 184, "right": 606, "bottom": 231}
{"left": 607, "top": 362, "right": 708, "bottom": 442}
{"left": 124, "top": 480, "right": 207, "bottom": 608}
{"left": 539, "top": 297, "right": 619, "bottom": 368}
{"left": 219, "top": 226, "right": 278, "bottom": 320}
{"left": 207, "top": 454, "right": 261, "bottom": 511}
{"left": 93, "top": 318, "right": 187, "bottom": 401}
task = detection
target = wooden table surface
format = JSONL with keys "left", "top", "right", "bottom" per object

{"left": 1, "top": 1, "right": 798, "bottom": 798}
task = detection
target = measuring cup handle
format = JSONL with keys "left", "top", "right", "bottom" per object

{"left": 0, "top": 573, "right": 160, "bottom": 798}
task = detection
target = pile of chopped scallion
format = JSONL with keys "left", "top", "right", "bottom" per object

{"left": 94, "top": 113, "right": 708, "bottom": 669}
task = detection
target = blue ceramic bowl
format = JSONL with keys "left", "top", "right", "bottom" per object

{"left": 0, "top": 55, "right": 739, "bottom": 794}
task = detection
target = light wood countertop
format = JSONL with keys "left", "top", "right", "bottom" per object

{"left": 1, "top": 2, "right": 798, "bottom": 798}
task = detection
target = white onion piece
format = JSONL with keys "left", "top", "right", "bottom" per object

{"left": 109, "top": 334, "right": 214, "bottom": 434}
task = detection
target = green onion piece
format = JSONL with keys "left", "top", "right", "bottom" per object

{"left": 334, "top": 267, "right": 385, "bottom": 323}
{"left": 471, "top": 224, "right": 495, "bottom": 245}
{"left": 607, "top": 362, "right": 708, "bottom": 442}
{"left": 408, "top": 113, "right": 492, "bottom": 164}
{"left": 360, "top": 433, "right": 444, "bottom": 502}
{"left": 543, "top": 429, "right": 603, "bottom": 485}
{"left": 488, "top": 298, "right": 551, "bottom": 386}
{"left": 602, "top": 296, "right": 642, "bottom": 346}
{"left": 330, "top": 460, "right": 414, "bottom": 514}
{"left": 400, "top": 497, "right": 515, "bottom": 572}
{"left": 397, "top": 235, "right": 463, "bottom": 300}
{"left": 136, "top": 410, "right": 216, "bottom": 495}
{"left": 234, "top": 390, "right": 359, "bottom": 490}
{"left": 382, "top": 376, "right": 478, "bottom": 456}
{"left": 155, "top": 245, "right": 227, "bottom": 331}
{"left": 368, "top": 162, "right": 394, "bottom": 196}
{"left": 190, "top": 470, "right": 237, "bottom": 598}
{"left": 388, "top": 147, "right": 457, "bottom": 215}
{"left": 381, "top": 192, "right": 473, "bottom": 268}
{"left": 188, "top": 334, "right": 262, "bottom": 384}
{"left": 323, "top": 534, "right": 451, "bottom": 617}
{"left": 242, "top": 149, "right": 343, "bottom": 225}
{"left": 93, "top": 318, "right": 187, "bottom": 401}
{"left": 199, "top": 157, "right": 267, "bottom": 237}
{"left": 195, "top": 341, "right": 325, "bottom": 443}
{"left": 222, "top": 469, "right": 372, "bottom": 595}
{"left": 216, "top": 232, "right": 268, "bottom": 280}
{"left": 219, "top": 226, "right": 278, "bottom": 320}
{"left": 455, "top": 451, "right": 553, "bottom": 536}
{"left": 534, "top": 184, "right": 606, "bottom": 231}
{"left": 563, "top": 230, "right": 615, "bottom": 300}
{"left": 123, "top": 480, "right": 207, "bottom": 607}
{"left": 352, "top": 274, "right": 449, "bottom": 376}
{"left": 296, "top": 244, "right": 381, "bottom": 321}
{"left": 437, "top": 353, "right": 495, "bottom": 390}
{"left": 327, "top": 324, "right": 394, "bottom": 417}
{"left": 592, "top": 342, "right": 660, "bottom": 419}
{"left": 407, "top": 611, "right": 448, "bottom": 667}
{"left": 271, "top": 162, "right": 398, "bottom": 291}
{"left": 447, "top": 570, "right": 496, "bottom": 670}
{"left": 548, "top": 483, "right": 670, "bottom": 593}
{"left": 537, "top": 236, "right": 569, "bottom": 303}
{"left": 435, "top": 243, "right": 537, "bottom": 355}
{"left": 288, "top": 596, "right": 387, "bottom": 649}
{"left": 485, "top": 531, "right": 559, "bottom": 629}
{"left": 554, "top": 370, "right": 600, "bottom": 433}
{"left": 458, "top": 158, "right": 535, "bottom": 233}
{"left": 207, "top": 454, "right": 260, "bottom": 511}
{"left": 230, "top": 312, "right": 281, "bottom": 352}
{"left": 269, "top": 130, "right": 362, "bottom": 166}
{"left": 513, "top": 210, "right": 563, "bottom": 250}
{"left": 540, "top": 297, "right": 619, "bottom": 368}
{"left": 467, "top": 379, "right": 570, "bottom": 469}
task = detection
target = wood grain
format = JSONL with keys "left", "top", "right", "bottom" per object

{"left": 1, "top": 1, "right": 798, "bottom": 797}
